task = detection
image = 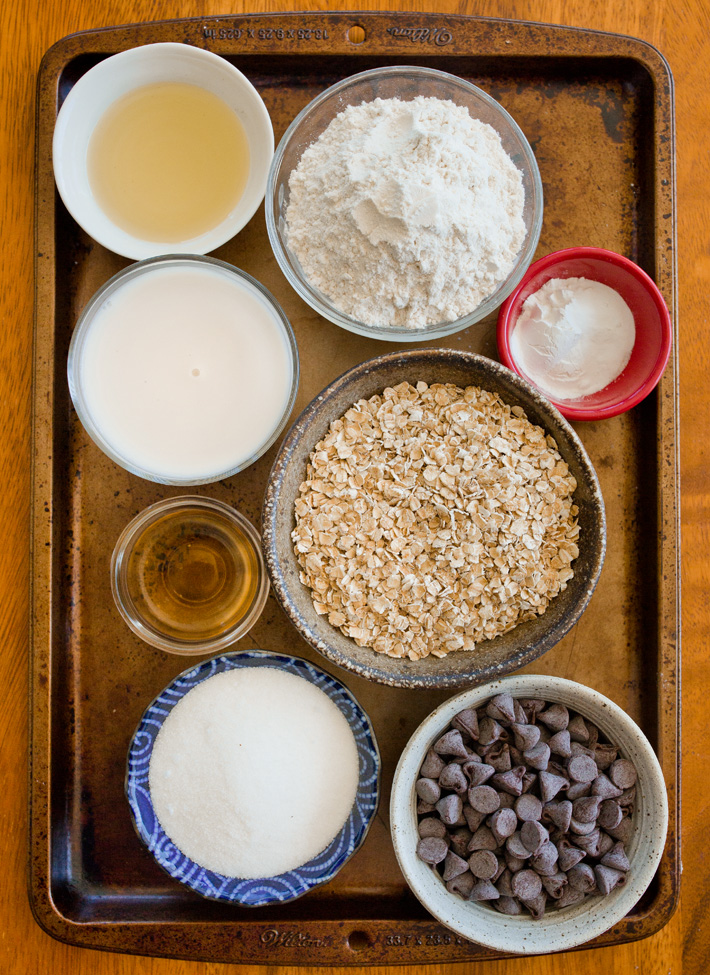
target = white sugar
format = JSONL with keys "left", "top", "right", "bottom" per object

{"left": 149, "top": 667, "right": 360, "bottom": 879}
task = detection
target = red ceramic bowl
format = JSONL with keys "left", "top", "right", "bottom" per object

{"left": 496, "top": 247, "right": 672, "bottom": 421}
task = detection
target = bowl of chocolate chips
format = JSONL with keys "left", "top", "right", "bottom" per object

{"left": 390, "top": 674, "right": 668, "bottom": 954}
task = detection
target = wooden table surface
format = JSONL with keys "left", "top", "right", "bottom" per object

{"left": 1, "top": 0, "right": 707, "bottom": 972}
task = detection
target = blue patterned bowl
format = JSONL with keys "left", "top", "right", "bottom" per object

{"left": 126, "top": 649, "right": 380, "bottom": 906}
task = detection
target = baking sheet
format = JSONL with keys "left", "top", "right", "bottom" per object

{"left": 30, "top": 11, "right": 679, "bottom": 965}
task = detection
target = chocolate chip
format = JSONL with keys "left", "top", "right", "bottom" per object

{"left": 446, "top": 871, "right": 475, "bottom": 897}
{"left": 531, "top": 840, "right": 559, "bottom": 876}
{"left": 592, "top": 772, "right": 624, "bottom": 799}
{"left": 494, "top": 895, "right": 522, "bottom": 915}
{"left": 570, "top": 741, "right": 595, "bottom": 759}
{"left": 574, "top": 829, "right": 604, "bottom": 857}
{"left": 597, "top": 831, "right": 615, "bottom": 858}
{"left": 557, "top": 839, "right": 586, "bottom": 872}
{"left": 496, "top": 867, "right": 514, "bottom": 896}
{"left": 593, "top": 743, "right": 618, "bottom": 769}
{"left": 439, "top": 763, "right": 468, "bottom": 794}
{"left": 467, "top": 825, "right": 498, "bottom": 852}
{"left": 506, "top": 831, "right": 532, "bottom": 859}
{"left": 513, "top": 700, "right": 528, "bottom": 724}
{"left": 523, "top": 741, "right": 551, "bottom": 771}
{"left": 566, "top": 781, "right": 592, "bottom": 800}
{"left": 519, "top": 698, "right": 545, "bottom": 722}
{"left": 601, "top": 841, "right": 630, "bottom": 872}
{"left": 539, "top": 770, "right": 569, "bottom": 803}
{"left": 418, "top": 817, "right": 448, "bottom": 839}
{"left": 416, "top": 836, "right": 448, "bottom": 864}
{"left": 433, "top": 729, "right": 468, "bottom": 758}
{"left": 489, "top": 807, "right": 518, "bottom": 841}
{"left": 511, "top": 868, "right": 543, "bottom": 902}
{"left": 469, "top": 879, "right": 500, "bottom": 901}
{"left": 537, "top": 704, "right": 569, "bottom": 732}
{"left": 594, "top": 864, "right": 626, "bottom": 895}
{"left": 605, "top": 816, "right": 634, "bottom": 844}
{"left": 468, "top": 849, "right": 499, "bottom": 880}
{"left": 464, "top": 762, "right": 495, "bottom": 786}
{"left": 515, "top": 793, "right": 543, "bottom": 822}
{"left": 526, "top": 892, "right": 548, "bottom": 919}
{"left": 521, "top": 820, "right": 549, "bottom": 853}
{"left": 542, "top": 799, "right": 572, "bottom": 832}
{"left": 568, "top": 755, "right": 599, "bottom": 783}
{"left": 417, "top": 800, "right": 436, "bottom": 815}
{"left": 463, "top": 805, "right": 485, "bottom": 833}
{"left": 556, "top": 885, "right": 586, "bottom": 909}
{"left": 618, "top": 786, "right": 637, "bottom": 809}
{"left": 569, "top": 816, "right": 597, "bottom": 836}
{"left": 490, "top": 766, "right": 526, "bottom": 796}
{"left": 435, "top": 793, "right": 462, "bottom": 825}
{"left": 567, "top": 715, "right": 590, "bottom": 743}
{"left": 484, "top": 741, "right": 512, "bottom": 772}
{"left": 541, "top": 871, "right": 568, "bottom": 899}
{"left": 478, "top": 717, "right": 505, "bottom": 747}
{"left": 415, "top": 778, "right": 440, "bottom": 804}
{"left": 447, "top": 826, "right": 472, "bottom": 858}
{"left": 468, "top": 785, "right": 500, "bottom": 814}
{"left": 548, "top": 729, "right": 572, "bottom": 757}
{"left": 511, "top": 722, "right": 541, "bottom": 751}
{"left": 567, "top": 862, "right": 597, "bottom": 892}
{"left": 420, "top": 749, "right": 446, "bottom": 779}
{"left": 452, "top": 708, "right": 479, "bottom": 740}
{"left": 598, "top": 799, "right": 623, "bottom": 830}
{"left": 573, "top": 797, "right": 600, "bottom": 826}
{"left": 442, "top": 850, "right": 469, "bottom": 881}
{"left": 484, "top": 693, "right": 515, "bottom": 723}
{"left": 505, "top": 851, "right": 527, "bottom": 873}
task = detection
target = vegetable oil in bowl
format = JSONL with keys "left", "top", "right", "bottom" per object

{"left": 87, "top": 82, "right": 250, "bottom": 242}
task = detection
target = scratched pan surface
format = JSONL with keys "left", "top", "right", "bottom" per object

{"left": 30, "top": 11, "right": 679, "bottom": 966}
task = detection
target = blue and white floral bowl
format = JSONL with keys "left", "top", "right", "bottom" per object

{"left": 126, "top": 649, "right": 380, "bottom": 906}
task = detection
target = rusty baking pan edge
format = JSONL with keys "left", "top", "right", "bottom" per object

{"left": 30, "top": 10, "right": 679, "bottom": 966}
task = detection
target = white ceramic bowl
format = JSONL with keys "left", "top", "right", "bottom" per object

{"left": 390, "top": 675, "right": 668, "bottom": 954}
{"left": 53, "top": 42, "right": 274, "bottom": 259}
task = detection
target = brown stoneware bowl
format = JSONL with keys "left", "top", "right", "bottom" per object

{"left": 262, "top": 349, "right": 606, "bottom": 689}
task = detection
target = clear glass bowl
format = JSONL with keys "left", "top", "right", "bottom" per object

{"left": 265, "top": 65, "right": 544, "bottom": 342}
{"left": 111, "top": 495, "right": 269, "bottom": 655}
{"left": 67, "top": 254, "right": 299, "bottom": 485}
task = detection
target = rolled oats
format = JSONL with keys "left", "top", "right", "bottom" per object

{"left": 292, "top": 382, "right": 580, "bottom": 660}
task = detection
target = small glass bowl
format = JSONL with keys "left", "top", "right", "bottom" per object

{"left": 67, "top": 254, "right": 299, "bottom": 485}
{"left": 111, "top": 496, "right": 269, "bottom": 655}
{"left": 266, "top": 65, "right": 543, "bottom": 342}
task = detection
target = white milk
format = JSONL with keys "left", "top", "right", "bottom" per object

{"left": 77, "top": 262, "right": 294, "bottom": 481}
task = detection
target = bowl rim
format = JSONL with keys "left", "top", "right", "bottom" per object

{"left": 125, "top": 648, "right": 381, "bottom": 907}
{"left": 67, "top": 253, "right": 300, "bottom": 485}
{"left": 262, "top": 348, "right": 606, "bottom": 689}
{"left": 265, "top": 64, "right": 543, "bottom": 342}
{"left": 52, "top": 41, "right": 274, "bottom": 260}
{"left": 389, "top": 674, "right": 669, "bottom": 954}
{"left": 496, "top": 246, "right": 673, "bottom": 421}
{"left": 110, "top": 495, "right": 269, "bottom": 655}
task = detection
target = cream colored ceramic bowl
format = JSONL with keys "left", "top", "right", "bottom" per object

{"left": 390, "top": 674, "right": 668, "bottom": 954}
{"left": 53, "top": 43, "right": 273, "bottom": 259}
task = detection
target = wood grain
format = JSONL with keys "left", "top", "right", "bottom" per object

{"left": 1, "top": 0, "right": 705, "bottom": 972}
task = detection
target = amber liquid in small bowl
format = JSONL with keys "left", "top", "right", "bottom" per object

{"left": 125, "top": 508, "right": 261, "bottom": 643}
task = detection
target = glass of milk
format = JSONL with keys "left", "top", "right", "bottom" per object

{"left": 67, "top": 255, "right": 299, "bottom": 484}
